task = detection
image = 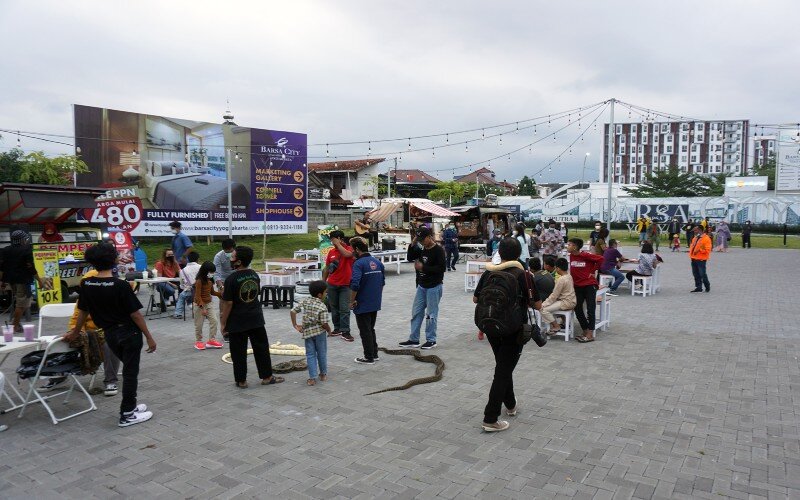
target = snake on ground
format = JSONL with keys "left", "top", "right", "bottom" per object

{"left": 364, "top": 347, "right": 446, "bottom": 396}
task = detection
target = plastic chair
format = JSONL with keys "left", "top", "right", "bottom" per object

{"left": 631, "top": 275, "right": 653, "bottom": 297}
{"left": 37, "top": 303, "right": 76, "bottom": 346}
{"left": 464, "top": 273, "right": 482, "bottom": 292}
{"left": 17, "top": 337, "right": 97, "bottom": 424}
{"left": 551, "top": 310, "right": 574, "bottom": 341}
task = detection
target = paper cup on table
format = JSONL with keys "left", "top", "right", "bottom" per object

{"left": 3, "top": 326, "right": 13, "bottom": 342}
{"left": 142, "top": 270, "right": 149, "bottom": 280}
{"left": 23, "top": 323, "right": 35, "bottom": 341}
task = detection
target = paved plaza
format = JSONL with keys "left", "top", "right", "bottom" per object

{"left": 1, "top": 245, "right": 799, "bottom": 499}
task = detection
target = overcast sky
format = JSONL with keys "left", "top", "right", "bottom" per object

{"left": 1, "top": 0, "right": 798, "bottom": 184}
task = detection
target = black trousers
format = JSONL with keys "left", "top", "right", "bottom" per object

{"left": 445, "top": 247, "right": 459, "bottom": 269}
{"left": 573, "top": 284, "right": 597, "bottom": 331}
{"left": 742, "top": 234, "right": 751, "bottom": 248}
{"left": 104, "top": 324, "right": 143, "bottom": 415}
{"left": 355, "top": 311, "right": 378, "bottom": 361}
{"left": 484, "top": 333, "right": 522, "bottom": 424}
{"left": 229, "top": 326, "right": 273, "bottom": 383}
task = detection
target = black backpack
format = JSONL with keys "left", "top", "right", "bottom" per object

{"left": 474, "top": 269, "right": 525, "bottom": 337}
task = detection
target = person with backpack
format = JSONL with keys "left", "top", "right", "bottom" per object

{"left": 567, "top": 237, "right": 604, "bottom": 343}
{"left": 473, "top": 237, "right": 541, "bottom": 432}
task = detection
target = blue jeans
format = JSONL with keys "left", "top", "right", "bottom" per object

{"left": 691, "top": 259, "right": 710, "bottom": 290}
{"left": 326, "top": 284, "right": 351, "bottom": 334}
{"left": 175, "top": 288, "right": 193, "bottom": 317}
{"left": 409, "top": 284, "right": 442, "bottom": 343}
{"left": 604, "top": 268, "right": 625, "bottom": 291}
{"left": 155, "top": 282, "right": 176, "bottom": 306}
{"left": 304, "top": 334, "right": 328, "bottom": 379}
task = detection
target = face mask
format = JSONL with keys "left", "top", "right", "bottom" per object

{"left": 225, "top": 252, "right": 233, "bottom": 259}
{"left": 512, "top": 231, "right": 518, "bottom": 236}
{"left": 595, "top": 225, "right": 601, "bottom": 230}
{"left": 171, "top": 229, "right": 179, "bottom": 234}
{"left": 561, "top": 224, "right": 565, "bottom": 228}
{"left": 167, "top": 255, "right": 175, "bottom": 260}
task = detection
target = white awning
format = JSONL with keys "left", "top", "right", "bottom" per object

{"left": 411, "top": 201, "right": 458, "bottom": 217}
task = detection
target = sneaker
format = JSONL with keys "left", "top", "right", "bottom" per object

{"left": 481, "top": 420, "right": 510, "bottom": 432}
{"left": 119, "top": 410, "right": 153, "bottom": 427}
{"left": 328, "top": 330, "right": 341, "bottom": 337}
{"left": 0, "top": 424, "right": 7, "bottom": 432}
{"left": 104, "top": 383, "right": 118, "bottom": 397}
{"left": 506, "top": 404, "right": 518, "bottom": 416}
{"left": 690, "top": 288, "right": 703, "bottom": 293}
{"left": 420, "top": 341, "right": 437, "bottom": 350}
{"left": 341, "top": 334, "right": 355, "bottom": 342}
{"left": 373, "top": 355, "right": 379, "bottom": 362}
{"left": 398, "top": 340, "right": 420, "bottom": 348}
{"left": 37, "top": 377, "right": 67, "bottom": 392}
{"left": 134, "top": 403, "right": 148, "bottom": 413}
{"left": 205, "top": 340, "right": 223, "bottom": 349}
{"left": 354, "top": 357, "right": 375, "bottom": 364}
{"left": 223, "top": 334, "right": 230, "bottom": 343}
{"left": 173, "top": 315, "right": 183, "bottom": 320}
{"left": 194, "top": 341, "right": 206, "bottom": 350}
{"left": 607, "top": 290, "right": 618, "bottom": 297}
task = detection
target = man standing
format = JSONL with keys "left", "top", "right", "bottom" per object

{"left": 742, "top": 220, "right": 752, "bottom": 248}
{"left": 0, "top": 230, "right": 46, "bottom": 333}
{"left": 636, "top": 216, "right": 649, "bottom": 247}
{"left": 213, "top": 238, "right": 236, "bottom": 341}
{"left": 667, "top": 217, "right": 682, "bottom": 243}
{"left": 485, "top": 229, "right": 503, "bottom": 257}
{"left": 539, "top": 220, "right": 564, "bottom": 259}
{"left": 323, "top": 230, "right": 355, "bottom": 342}
{"left": 175, "top": 251, "right": 201, "bottom": 319}
{"left": 647, "top": 220, "right": 661, "bottom": 251}
{"left": 221, "top": 246, "right": 284, "bottom": 388}
{"left": 684, "top": 219, "right": 696, "bottom": 248}
{"left": 589, "top": 221, "right": 603, "bottom": 247}
{"left": 169, "top": 221, "right": 194, "bottom": 267}
{"left": 349, "top": 238, "right": 385, "bottom": 364}
{"left": 399, "top": 227, "right": 446, "bottom": 349}
{"left": 689, "top": 225, "right": 712, "bottom": 293}
{"left": 443, "top": 221, "right": 459, "bottom": 271}
{"left": 567, "top": 238, "right": 604, "bottom": 343}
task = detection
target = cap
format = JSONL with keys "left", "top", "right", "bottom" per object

{"left": 493, "top": 228, "right": 502, "bottom": 234}
{"left": 416, "top": 227, "right": 432, "bottom": 239}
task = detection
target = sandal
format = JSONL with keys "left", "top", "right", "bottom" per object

{"left": 548, "top": 328, "right": 561, "bottom": 337}
{"left": 307, "top": 378, "right": 316, "bottom": 386}
{"left": 576, "top": 336, "right": 595, "bottom": 343}
{"left": 236, "top": 381, "right": 248, "bottom": 389}
{"left": 319, "top": 374, "right": 328, "bottom": 382}
{"left": 261, "top": 376, "right": 285, "bottom": 385}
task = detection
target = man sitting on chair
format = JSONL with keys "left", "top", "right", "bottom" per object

{"left": 355, "top": 214, "right": 380, "bottom": 250}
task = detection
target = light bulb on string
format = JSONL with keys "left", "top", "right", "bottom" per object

{"left": 482, "top": 129, "right": 485, "bottom": 140}
{"left": 534, "top": 125, "right": 537, "bottom": 135}
{"left": 499, "top": 134, "right": 503, "bottom": 145}
{"left": 465, "top": 143, "right": 469, "bottom": 153}
{"left": 515, "top": 122, "right": 519, "bottom": 131}
{"left": 408, "top": 138, "right": 411, "bottom": 151}
{"left": 326, "top": 144, "right": 329, "bottom": 157}
{"left": 507, "top": 154, "right": 511, "bottom": 163}
{"left": 432, "top": 147, "right": 435, "bottom": 159}
{"left": 368, "top": 141, "right": 371, "bottom": 156}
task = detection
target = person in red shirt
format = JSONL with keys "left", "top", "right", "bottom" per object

{"left": 322, "top": 230, "right": 355, "bottom": 342}
{"left": 567, "top": 238, "right": 604, "bottom": 343}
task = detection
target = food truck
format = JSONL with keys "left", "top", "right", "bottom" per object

{"left": 364, "top": 198, "right": 458, "bottom": 250}
{"left": 448, "top": 204, "right": 518, "bottom": 243}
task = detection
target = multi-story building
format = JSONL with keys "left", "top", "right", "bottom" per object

{"left": 748, "top": 135, "right": 776, "bottom": 171}
{"left": 599, "top": 120, "right": 750, "bottom": 184}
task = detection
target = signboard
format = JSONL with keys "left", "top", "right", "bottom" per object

{"left": 544, "top": 215, "right": 578, "bottom": 223}
{"left": 317, "top": 224, "right": 338, "bottom": 268}
{"left": 636, "top": 204, "right": 690, "bottom": 222}
{"left": 32, "top": 245, "right": 61, "bottom": 306}
{"left": 110, "top": 230, "right": 136, "bottom": 275}
{"left": 725, "top": 176, "right": 768, "bottom": 193}
{"left": 74, "top": 105, "right": 307, "bottom": 236}
{"left": 777, "top": 130, "right": 800, "bottom": 191}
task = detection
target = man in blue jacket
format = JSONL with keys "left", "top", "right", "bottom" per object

{"left": 349, "top": 237, "right": 386, "bottom": 364}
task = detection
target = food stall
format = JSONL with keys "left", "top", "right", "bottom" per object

{"left": 449, "top": 205, "right": 518, "bottom": 243}
{"left": 366, "top": 198, "right": 458, "bottom": 250}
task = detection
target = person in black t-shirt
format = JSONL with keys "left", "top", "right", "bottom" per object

{"left": 0, "top": 230, "right": 46, "bottom": 333}
{"left": 221, "top": 246, "right": 284, "bottom": 388}
{"left": 473, "top": 237, "right": 541, "bottom": 433}
{"left": 67, "top": 242, "right": 157, "bottom": 428}
{"left": 398, "top": 227, "right": 446, "bottom": 350}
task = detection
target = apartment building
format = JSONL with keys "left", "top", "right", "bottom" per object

{"left": 748, "top": 135, "right": 776, "bottom": 171}
{"left": 599, "top": 120, "right": 750, "bottom": 184}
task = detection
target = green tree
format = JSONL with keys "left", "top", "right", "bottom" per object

{"left": 517, "top": 175, "right": 537, "bottom": 196}
{"left": 748, "top": 154, "right": 775, "bottom": 190}
{"left": 623, "top": 167, "right": 724, "bottom": 197}
{"left": 427, "top": 181, "right": 467, "bottom": 205}
{"left": 364, "top": 175, "right": 388, "bottom": 198}
{"left": 0, "top": 149, "right": 89, "bottom": 185}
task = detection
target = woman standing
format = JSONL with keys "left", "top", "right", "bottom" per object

{"left": 714, "top": 221, "right": 731, "bottom": 252}
{"left": 513, "top": 223, "right": 530, "bottom": 268}
{"left": 593, "top": 228, "right": 609, "bottom": 255}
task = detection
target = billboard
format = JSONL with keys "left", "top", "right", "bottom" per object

{"left": 636, "top": 204, "right": 690, "bottom": 222}
{"left": 777, "top": 130, "right": 800, "bottom": 191}
{"left": 73, "top": 105, "right": 307, "bottom": 236}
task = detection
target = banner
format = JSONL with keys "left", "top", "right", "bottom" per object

{"left": 777, "top": 130, "right": 800, "bottom": 191}
{"left": 110, "top": 230, "right": 136, "bottom": 275}
{"left": 317, "top": 224, "right": 338, "bottom": 268}
{"left": 74, "top": 105, "right": 307, "bottom": 236}
{"left": 32, "top": 241, "right": 101, "bottom": 306}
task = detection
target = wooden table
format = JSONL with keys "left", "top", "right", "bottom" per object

{"left": 371, "top": 249, "right": 408, "bottom": 275}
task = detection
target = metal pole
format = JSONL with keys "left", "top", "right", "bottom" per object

{"left": 226, "top": 149, "right": 233, "bottom": 239}
{"left": 606, "top": 99, "right": 615, "bottom": 231}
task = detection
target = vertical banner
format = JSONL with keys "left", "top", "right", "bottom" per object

{"left": 317, "top": 224, "right": 338, "bottom": 268}
{"left": 32, "top": 244, "right": 61, "bottom": 306}
{"left": 110, "top": 230, "right": 136, "bottom": 275}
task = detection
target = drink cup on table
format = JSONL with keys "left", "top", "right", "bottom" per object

{"left": 23, "top": 323, "right": 35, "bottom": 342}
{"left": 3, "top": 325, "right": 13, "bottom": 342}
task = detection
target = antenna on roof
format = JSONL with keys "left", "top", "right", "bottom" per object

{"left": 223, "top": 99, "right": 236, "bottom": 125}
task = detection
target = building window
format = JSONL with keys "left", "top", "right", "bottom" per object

{"left": 696, "top": 123, "right": 705, "bottom": 131}
{"left": 666, "top": 146, "right": 673, "bottom": 153}
{"left": 616, "top": 125, "right": 622, "bottom": 134}
{"left": 681, "top": 145, "right": 688, "bottom": 152}
{"left": 716, "top": 166, "right": 721, "bottom": 173}
{"left": 653, "top": 135, "right": 659, "bottom": 143}
{"left": 653, "top": 146, "right": 659, "bottom": 154}
{"left": 681, "top": 155, "right": 687, "bottom": 161}
{"left": 631, "top": 124, "right": 637, "bottom": 133}
{"left": 642, "top": 124, "right": 648, "bottom": 133}
{"left": 666, "top": 134, "right": 673, "bottom": 142}
{"left": 681, "top": 123, "right": 689, "bottom": 131}
{"left": 615, "top": 166, "right": 621, "bottom": 174}
{"left": 643, "top": 135, "right": 648, "bottom": 144}
{"left": 620, "top": 145, "right": 626, "bottom": 154}
{"left": 711, "top": 123, "right": 718, "bottom": 130}
{"left": 694, "top": 165, "right": 702, "bottom": 173}
{"left": 620, "top": 136, "right": 626, "bottom": 144}
{"left": 715, "top": 145, "right": 722, "bottom": 151}
{"left": 661, "top": 155, "right": 667, "bottom": 163}
{"left": 695, "top": 134, "right": 704, "bottom": 142}
{"left": 681, "top": 134, "right": 688, "bottom": 142}
{"left": 768, "top": 140, "right": 775, "bottom": 148}
{"left": 691, "top": 155, "right": 697, "bottom": 162}
{"left": 638, "top": 145, "right": 643, "bottom": 153}
{"left": 716, "top": 154, "right": 721, "bottom": 161}
{"left": 661, "top": 124, "right": 669, "bottom": 133}
{"left": 616, "top": 155, "right": 622, "bottom": 164}
{"left": 691, "top": 144, "right": 697, "bottom": 152}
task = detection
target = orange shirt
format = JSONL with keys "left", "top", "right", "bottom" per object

{"left": 689, "top": 233, "right": 712, "bottom": 261}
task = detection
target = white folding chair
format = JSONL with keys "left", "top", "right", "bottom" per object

{"left": 37, "top": 303, "right": 76, "bottom": 346}
{"left": 17, "top": 337, "right": 97, "bottom": 424}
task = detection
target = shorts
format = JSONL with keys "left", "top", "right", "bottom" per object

{"left": 12, "top": 283, "right": 32, "bottom": 309}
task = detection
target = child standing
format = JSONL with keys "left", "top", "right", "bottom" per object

{"left": 193, "top": 261, "right": 223, "bottom": 350}
{"left": 290, "top": 280, "right": 332, "bottom": 386}
{"left": 671, "top": 233, "right": 681, "bottom": 252}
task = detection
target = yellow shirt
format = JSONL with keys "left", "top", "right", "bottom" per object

{"left": 67, "top": 269, "right": 98, "bottom": 331}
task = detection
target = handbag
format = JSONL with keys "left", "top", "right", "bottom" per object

{"left": 519, "top": 272, "right": 547, "bottom": 347}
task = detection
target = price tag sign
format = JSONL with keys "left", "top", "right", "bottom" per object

{"left": 83, "top": 197, "right": 143, "bottom": 231}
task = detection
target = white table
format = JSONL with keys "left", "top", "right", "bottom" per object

{"left": 371, "top": 249, "right": 408, "bottom": 275}
{"left": 0, "top": 337, "right": 41, "bottom": 414}
{"left": 135, "top": 277, "right": 181, "bottom": 316}
{"left": 264, "top": 259, "right": 319, "bottom": 272}
{"left": 466, "top": 259, "right": 491, "bottom": 273}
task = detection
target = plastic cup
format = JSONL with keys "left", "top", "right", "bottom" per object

{"left": 142, "top": 270, "right": 149, "bottom": 280}
{"left": 23, "top": 323, "right": 35, "bottom": 342}
{"left": 3, "top": 326, "right": 13, "bottom": 343}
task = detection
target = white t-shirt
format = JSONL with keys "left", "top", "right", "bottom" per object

{"left": 179, "top": 262, "right": 201, "bottom": 290}
{"left": 516, "top": 234, "right": 530, "bottom": 261}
